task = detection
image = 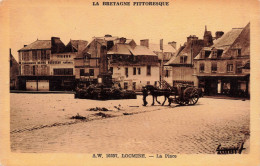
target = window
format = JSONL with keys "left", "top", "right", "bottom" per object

{"left": 212, "top": 51, "right": 217, "bottom": 59}
{"left": 133, "top": 67, "right": 136, "bottom": 75}
{"left": 41, "top": 65, "right": 48, "bottom": 75}
{"left": 32, "top": 50, "right": 37, "bottom": 61}
{"left": 236, "top": 61, "right": 242, "bottom": 74}
{"left": 205, "top": 51, "right": 211, "bottom": 58}
{"left": 165, "top": 70, "right": 170, "bottom": 77}
{"left": 124, "top": 82, "right": 128, "bottom": 90}
{"left": 32, "top": 65, "right": 38, "bottom": 75}
{"left": 180, "top": 56, "right": 187, "bottom": 63}
{"left": 138, "top": 68, "right": 141, "bottom": 75}
{"left": 89, "top": 69, "right": 94, "bottom": 76}
{"left": 46, "top": 51, "right": 50, "bottom": 60}
{"left": 227, "top": 63, "right": 233, "bottom": 72}
{"left": 23, "top": 51, "right": 29, "bottom": 61}
{"left": 41, "top": 50, "right": 46, "bottom": 60}
{"left": 23, "top": 65, "right": 30, "bottom": 75}
{"left": 200, "top": 63, "right": 205, "bottom": 73}
{"left": 125, "top": 67, "right": 128, "bottom": 77}
{"left": 217, "top": 50, "right": 223, "bottom": 58}
{"left": 80, "top": 69, "right": 85, "bottom": 76}
{"left": 211, "top": 62, "right": 217, "bottom": 73}
{"left": 147, "top": 81, "right": 150, "bottom": 85}
{"left": 237, "top": 49, "right": 241, "bottom": 57}
{"left": 53, "top": 68, "right": 73, "bottom": 75}
{"left": 147, "top": 65, "right": 151, "bottom": 76}
{"left": 133, "top": 82, "right": 136, "bottom": 90}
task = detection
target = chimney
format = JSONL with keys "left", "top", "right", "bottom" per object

{"left": 104, "top": 34, "right": 112, "bottom": 37}
{"left": 51, "top": 37, "right": 65, "bottom": 53}
{"left": 140, "top": 39, "right": 149, "bottom": 48}
{"left": 187, "top": 35, "right": 198, "bottom": 43}
{"left": 215, "top": 31, "right": 224, "bottom": 40}
{"left": 107, "top": 41, "right": 114, "bottom": 50}
{"left": 203, "top": 27, "right": 213, "bottom": 47}
{"left": 168, "top": 41, "right": 177, "bottom": 49}
{"left": 119, "top": 37, "right": 127, "bottom": 44}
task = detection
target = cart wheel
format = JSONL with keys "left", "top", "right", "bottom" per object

{"left": 175, "top": 98, "right": 187, "bottom": 106}
{"left": 183, "top": 87, "right": 199, "bottom": 105}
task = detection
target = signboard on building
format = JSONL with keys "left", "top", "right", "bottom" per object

{"left": 164, "top": 66, "right": 172, "bottom": 70}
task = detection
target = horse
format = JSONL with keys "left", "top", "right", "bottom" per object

{"left": 143, "top": 85, "right": 174, "bottom": 106}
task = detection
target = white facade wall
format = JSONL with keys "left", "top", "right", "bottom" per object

{"left": 49, "top": 52, "right": 76, "bottom": 75}
{"left": 111, "top": 65, "right": 160, "bottom": 90}
{"left": 19, "top": 51, "right": 76, "bottom": 76}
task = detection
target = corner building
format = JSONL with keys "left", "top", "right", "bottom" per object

{"left": 194, "top": 23, "right": 250, "bottom": 97}
{"left": 18, "top": 37, "right": 88, "bottom": 91}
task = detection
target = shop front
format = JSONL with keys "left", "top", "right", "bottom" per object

{"left": 198, "top": 75, "right": 249, "bottom": 97}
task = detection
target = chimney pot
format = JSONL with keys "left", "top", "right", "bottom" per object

{"left": 104, "top": 34, "right": 112, "bottom": 37}
{"left": 187, "top": 35, "right": 198, "bottom": 43}
{"left": 119, "top": 37, "right": 127, "bottom": 44}
{"left": 215, "top": 31, "right": 224, "bottom": 40}
{"left": 140, "top": 39, "right": 149, "bottom": 48}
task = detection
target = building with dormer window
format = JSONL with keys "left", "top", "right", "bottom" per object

{"left": 18, "top": 37, "right": 88, "bottom": 91}
{"left": 164, "top": 35, "right": 205, "bottom": 87}
{"left": 194, "top": 23, "right": 250, "bottom": 97}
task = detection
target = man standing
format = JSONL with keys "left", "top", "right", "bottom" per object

{"left": 142, "top": 86, "right": 148, "bottom": 106}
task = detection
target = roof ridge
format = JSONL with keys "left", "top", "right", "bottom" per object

{"left": 35, "top": 40, "right": 51, "bottom": 41}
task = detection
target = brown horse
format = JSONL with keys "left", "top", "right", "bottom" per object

{"left": 144, "top": 85, "right": 174, "bottom": 106}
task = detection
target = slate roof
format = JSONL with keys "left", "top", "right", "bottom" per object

{"left": 194, "top": 26, "right": 245, "bottom": 60}
{"left": 18, "top": 40, "right": 51, "bottom": 51}
{"left": 165, "top": 39, "right": 204, "bottom": 65}
{"left": 66, "top": 40, "right": 88, "bottom": 52}
{"left": 149, "top": 43, "right": 176, "bottom": 53}
{"left": 107, "top": 43, "right": 156, "bottom": 56}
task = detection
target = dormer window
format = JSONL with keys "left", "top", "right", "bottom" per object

{"left": 180, "top": 56, "right": 187, "bottom": 64}
{"left": 211, "top": 51, "right": 217, "bottom": 59}
{"left": 217, "top": 50, "right": 223, "bottom": 58}
{"left": 205, "top": 51, "right": 211, "bottom": 58}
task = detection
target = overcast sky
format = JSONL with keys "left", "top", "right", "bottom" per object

{"left": 7, "top": 0, "right": 254, "bottom": 60}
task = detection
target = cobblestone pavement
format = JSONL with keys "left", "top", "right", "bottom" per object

{"left": 10, "top": 94, "right": 250, "bottom": 154}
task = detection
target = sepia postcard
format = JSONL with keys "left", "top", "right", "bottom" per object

{"left": 0, "top": 0, "right": 260, "bottom": 165}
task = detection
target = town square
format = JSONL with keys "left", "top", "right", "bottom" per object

{"left": 10, "top": 93, "right": 249, "bottom": 153}
{"left": 2, "top": 1, "right": 259, "bottom": 165}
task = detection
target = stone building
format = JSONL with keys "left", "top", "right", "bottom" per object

{"left": 141, "top": 39, "right": 176, "bottom": 86}
{"left": 74, "top": 35, "right": 118, "bottom": 86}
{"left": 75, "top": 35, "right": 160, "bottom": 91}
{"left": 193, "top": 23, "right": 250, "bottom": 97}
{"left": 18, "top": 37, "right": 88, "bottom": 91}
{"left": 10, "top": 49, "right": 19, "bottom": 90}
{"left": 108, "top": 38, "right": 159, "bottom": 91}
{"left": 164, "top": 35, "right": 205, "bottom": 87}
